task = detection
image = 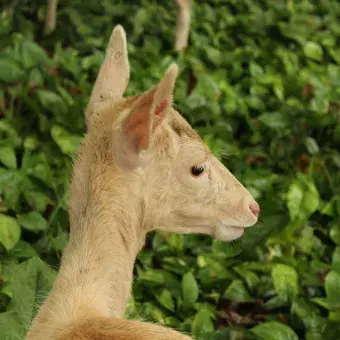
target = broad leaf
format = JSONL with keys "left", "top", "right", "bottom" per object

{"left": 36, "top": 89, "right": 67, "bottom": 115}
{"left": 155, "top": 289, "right": 175, "bottom": 312}
{"left": 304, "top": 42, "right": 323, "bottom": 61}
{"left": 51, "top": 125, "right": 82, "bottom": 155}
{"left": 181, "top": 272, "right": 199, "bottom": 308}
{"left": 0, "top": 146, "right": 17, "bottom": 169}
{"left": 192, "top": 309, "right": 214, "bottom": 340}
{"left": 6, "top": 257, "right": 56, "bottom": 328}
{"left": 286, "top": 177, "right": 320, "bottom": 220}
{"left": 325, "top": 271, "right": 340, "bottom": 306}
{"left": 0, "top": 58, "right": 25, "bottom": 83}
{"left": 17, "top": 212, "right": 48, "bottom": 232}
{"left": 272, "top": 264, "right": 299, "bottom": 302}
{"left": 224, "top": 279, "right": 254, "bottom": 302}
{"left": 0, "top": 214, "right": 21, "bottom": 251}
{"left": 251, "top": 321, "right": 298, "bottom": 340}
{"left": 20, "top": 39, "right": 50, "bottom": 69}
{"left": 9, "top": 240, "right": 37, "bottom": 259}
{"left": 0, "top": 311, "right": 25, "bottom": 340}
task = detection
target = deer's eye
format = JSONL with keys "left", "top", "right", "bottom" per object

{"left": 191, "top": 165, "right": 206, "bottom": 177}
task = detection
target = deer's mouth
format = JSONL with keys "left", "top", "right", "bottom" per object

{"left": 230, "top": 226, "right": 245, "bottom": 232}
{"left": 215, "top": 223, "right": 245, "bottom": 241}
{"left": 227, "top": 226, "right": 245, "bottom": 238}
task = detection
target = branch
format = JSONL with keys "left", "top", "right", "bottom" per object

{"left": 174, "top": 0, "right": 192, "bottom": 52}
{"left": 44, "top": 0, "right": 58, "bottom": 35}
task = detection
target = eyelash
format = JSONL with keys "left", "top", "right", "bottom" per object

{"left": 191, "top": 164, "right": 206, "bottom": 177}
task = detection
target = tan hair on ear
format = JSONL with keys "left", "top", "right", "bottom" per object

{"left": 151, "top": 63, "right": 178, "bottom": 129}
{"left": 86, "top": 25, "right": 130, "bottom": 123}
{"left": 112, "top": 63, "right": 179, "bottom": 170}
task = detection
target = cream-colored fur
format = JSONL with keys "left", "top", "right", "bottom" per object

{"left": 25, "top": 25, "right": 259, "bottom": 340}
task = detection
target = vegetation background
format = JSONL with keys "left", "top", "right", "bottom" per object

{"left": 0, "top": 0, "right": 340, "bottom": 339}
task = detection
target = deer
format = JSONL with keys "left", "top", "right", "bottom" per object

{"left": 25, "top": 25, "right": 260, "bottom": 340}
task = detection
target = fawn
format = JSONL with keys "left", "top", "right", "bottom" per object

{"left": 26, "top": 25, "right": 259, "bottom": 340}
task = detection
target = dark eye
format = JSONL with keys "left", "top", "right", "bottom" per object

{"left": 191, "top": 165, "right": 205, "bottom": 177}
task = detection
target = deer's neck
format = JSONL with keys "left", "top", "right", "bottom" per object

{"left": 31, "top": 159, "right": 145, "bottom": 332}
{"left": 59, "top": 209, "right": 142, "bottom": 317}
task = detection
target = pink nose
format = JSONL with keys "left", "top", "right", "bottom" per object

{"left": 249, "top": 203, "right": 260, "bottom": 218}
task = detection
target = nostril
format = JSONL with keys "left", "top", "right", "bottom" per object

{"left": 249, "top": 203, "right": 260, "bottom": 218}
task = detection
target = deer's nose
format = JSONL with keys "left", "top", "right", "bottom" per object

{"left": 249, "top": 202, "right": 260, "bottom": 218}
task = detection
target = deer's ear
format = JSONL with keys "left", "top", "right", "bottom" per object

{"left": 114, "top": 64, "right": 178, "bottom": 169}
{"left": 86, "top": 25, "right": 130, "bottom": 124}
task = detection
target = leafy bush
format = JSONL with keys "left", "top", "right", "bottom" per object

{"left": 0, "top": 0, "right": 340, "bottom": 339}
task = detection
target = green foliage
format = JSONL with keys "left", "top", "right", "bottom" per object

{"left": 250, "top": 321, "right": 298, "bottom": 340}
{"left": 224, "top": 280, "right": 254, "bottom": 303}
{"left": 0, "top": 214, "right": 21, "bottom": 251}
{"left": 271, "top": 264, "right": 298, "bottom": 302}
{"left": 0, "top": 0, "right": 340, "bottom": 339}
{"left": 182, "top": 272, "right": 199, "bottom": 308}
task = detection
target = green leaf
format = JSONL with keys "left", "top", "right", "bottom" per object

{"left": 0, "top": 171, "right": 22, "bottom": 211}
{"left": 296, "top": 226, "right": 317, "bottom": 254}
{"left": 304, "top": 42, "right": 323, "bottom": 61}
{"left": 20, "top": 39, "right": 50, "bottom": 69}
{"left": 0, "top": 146, "right": 17, "bottom": 169}
{"left": 22, "top": 151, "right": 54, "bottom": 185}
{"left": 51, "top": 125, "right": 82, "bottom": 154}
{"left": 234, "top": 267, "right": 260, "bottom": 290}
{"left": 8, "top": 240, "right": 37, "bottom": 259}
{"left": 187, "top": 73, "right": 221, "bottom": 109}
{"left": 0, "top": 311, "right": 25, "bottom": 340}
{"left": 293, "top": 300, "right": 339, "bottom": 340}
{"left": 24, "top": 136, "right": 39, "bottom": 151}
{"left": 332, "top": 247, "right": 340, "bottom": 273}
{"left": 133, "top": 8, "right": 148, "bottom": 37}
{"left": 325, "top": 271, "right": 340, "bottom": 305}
{"left": 272, "top": 264, "right": 299, "bottom": 302}
{"left": 29, "top": 68, "right": 44, "bottom": 87}
{"left": 155, "top": 289, "right": 175, "bottom": 312}
{"left": 24, "top": 190, "right": 49, "bottom": 212}
{"left": 258, "top": 112, "right": 289, "bottom": 129}
{"left": 312, "top": 297, "right": 337, "bottom": 310}
{"left": 33, "top": 259, "right": 57, "bottom": 311}
{"left": 137, "top": 268, "right": 164, "bottom": 285}
{"left": 224, "top": 279, "right": 254, "bottom": 302}
{"left": 273, "top": 81, "right": 285, "bottom": 101}
{"left": 205, "top": 46, "right": 223, "bottom": 66}
{"left": 36, "top": 89, "right": 67, "bottom": 115}
{"left": 192, "top": 309, "right": 214, "bottom": 339}
{"left": 291, "top": 297, "right": 321, "bottom": 329}
{"left": 0, "top": 214, "right": 21, "bottom": 251}
{"left": 0, "top": 120, "right": 21, "bottom": 146}
{"left": 330, "top": 225, "right": 340, "bottom": 245}
{"left": 286, "top": 182, "right": 303, "bottom": 220}
{"left": 50, "top": 227, "right": 68, "bottom": 252}
{"left": 313, "top": 271, "right": 340, "bottom": 310}
{"left": 0, "top": 57, "right": 25, "bottom": 83}
{"left": 329, "top": 309, "right": 340, "bottom": 322}
{"left": 303, "top": 182, "right": 320, "bottom": 215}
{"left": 286, "top": 178, "right": 320, "bottom": 220}
{"left": 181, "top": 272, "right": 199, "bottom": 308}
{"left": 251, "top": 321, "right": 298, "bottom": 340}
{"left": 304, "top": 137, "right": 319, "bottom": 155}
{"left": 17, "top": 212, "right": 48, "bottom": 232}
{"left": 6, "top": 257, "right": 56, "bottom": 326}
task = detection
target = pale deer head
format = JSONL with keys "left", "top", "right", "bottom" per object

{"left": 82, "top": 25, "right": 259, "bottom": 242}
